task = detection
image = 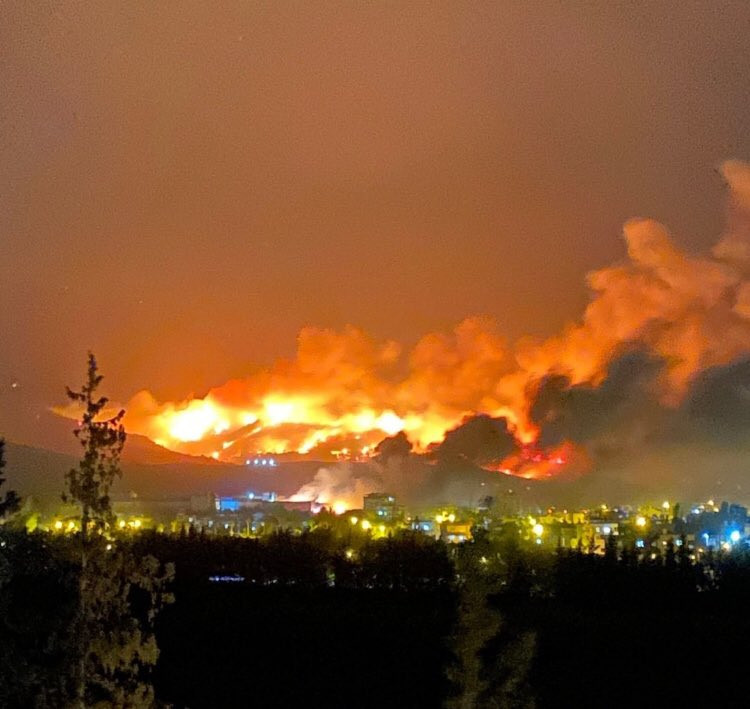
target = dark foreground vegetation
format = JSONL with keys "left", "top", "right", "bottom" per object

{"left": 2, "top": 359, "right": 750, "bottom": 707}
{"left": 4, "top": 526, "right": 750, "bottom": 707}
{"left": 137, "top": 530, "right": 456, "bottom": 708}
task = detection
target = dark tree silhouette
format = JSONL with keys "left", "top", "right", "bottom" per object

{"left": 64, "top": 353, "right": 171, "bottom": 707}
{"left": 64, "top": 352, "right": 126, "bottom": 540}
{"left": 0, "top": 438, "right": 20, "bottom": 518}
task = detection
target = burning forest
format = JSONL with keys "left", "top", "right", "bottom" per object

{"left": 55, "top": 160, "right": 750, "bottom": 503}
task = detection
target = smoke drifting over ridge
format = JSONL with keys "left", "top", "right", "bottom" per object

{"left": 55, "top": 160, "right": 750, "bottom": 501}
{"left": 434, "top": 415, "right": 517, "bottom": 467}
{"left": 526, "top": 350, "right": 750, "bottom": 499}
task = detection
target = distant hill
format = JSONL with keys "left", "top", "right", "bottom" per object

{"left": 120, "top": 433, "right": 220, "bottom": 466}
{"left": 11, "top": 410, "right": 218, "bottom": 466}
{"left": 3, "top": 443, "right": 76, "bottom": 499}
{"left": 1, "top": 441, "right": 678, "bottom": 510}
{"left": 3, "top": 441, "right": 329, "bottom": 502}
{"left": 4, "top": 414, "right": 656, "bottom": 508}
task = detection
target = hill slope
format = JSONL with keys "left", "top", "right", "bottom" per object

{"left": 4, "top": 441, "right": 328, "bottom": 501}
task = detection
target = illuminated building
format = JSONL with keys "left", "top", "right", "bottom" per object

{"left": 363, "top": 492, "right": 398, "bottom": 521}
{"left": 411, "top": 518, "right": 439, "bottom": 538}
{"left": 442, "top": 522, "right": 472, "bottom": 544}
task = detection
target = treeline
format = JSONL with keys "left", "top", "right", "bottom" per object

{"left": 130, "top": 527, "right": 455, "bottom": 591}
{"left": 132, "top": 530, "right": 457, "bottom": 707}
{"left": 519, "top": 548, "right": 750, "bottom": 708}
{"left": 451, "top": 533, "right": 750, "bottom": 708}
{"left": 0, "top": 529, "right": 457, "bottom": 708}
{"left": 116, "top": 529, "right": 750, "bottom": 707}
{"left": 6, "top": 523, "right": 750, "bottom": 706}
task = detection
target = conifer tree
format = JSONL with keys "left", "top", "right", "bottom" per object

{"left": 64, "top": 352, "right": 126, "bottom": 540}
{"left": 65, "top": 353, "right": 172, "bottom": 708}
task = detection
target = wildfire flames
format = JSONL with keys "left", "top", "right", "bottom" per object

{"left": 56, "top": 160, "right": 750, "bottom": 488}
{"left": 116, "top": 317, "right": 554, "bottom": 475}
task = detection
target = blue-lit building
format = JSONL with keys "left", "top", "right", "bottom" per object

{"left": 217, "top": 497, "right": 240, "bottom": 512}
{"left": 684, "top": 501, "right": 749, "bottom": 547}
{"left": 411, "top": 518, "right": 438, "bottom": 537}
{"left": 217, "top": 492, "right": 277, "bottom": 512}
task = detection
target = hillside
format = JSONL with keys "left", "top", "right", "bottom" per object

{"left": 3, "top": 441, "right": 331, "bottom": 501}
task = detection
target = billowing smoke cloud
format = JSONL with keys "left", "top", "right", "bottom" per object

{"left": 434, "top": 415, "right": 517, "bottom": 466}
{"left": 528, "top": 349, "right": 750, "bottom": 498}
{"left": 530, "top": 351, "right": 665, "bottom": 451}
{"left": 374, "top": 431, "right": 413, "bottom": 462}
{"left": 507, "top": 160, "right": 750, "bottom": 414}
{"left": 290, "top": 463, "right": 380, "bottom": 509}
{"left": 683, "top": 358, "right": 750, "bottom": 446}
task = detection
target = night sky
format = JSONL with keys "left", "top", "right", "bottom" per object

{"left": 3, "top": 2, "right": 750, "bottom": 446}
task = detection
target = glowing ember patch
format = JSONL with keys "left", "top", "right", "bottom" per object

{"left": 168, "top": 402, "right": 218, "bottom": 442}
{"left": 352, "top": 412, "right": 376, "bottom": 430}
{"left": 264, "top": 400, "right": 296, "bottom": 425}
{"left": 376, "top": 411, "right": 404, "bottom": 435}
{"left": 213, "top": 420, "right": 230, "bottom": 435}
